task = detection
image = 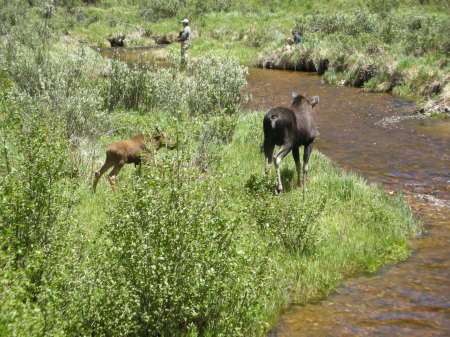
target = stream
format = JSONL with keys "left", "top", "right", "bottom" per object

{"left": 244, "top": 69, "right": 449, "bottom": 337}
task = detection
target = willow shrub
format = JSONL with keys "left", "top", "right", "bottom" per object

{"left": 73, "top": 158, "right": 273, "bottom": 337}
{"left": 104, "top": 58, "right": 185, "bottom": 113}
{"left": 1, "top": 38, "right": 107, "bottom": 139}
{"left": 139, "top": 0, "right": 235, "bottom": 20}
{"left": 186, "top": 55, "right": 248, "bottom": 115}
{"left": 246, "top": 175, "right": 325, "bottom": 256}
{"left": 0, "top": 73, "right": 79, "bottom": 337}
{"left": 193, "top": 113, "right": 238, "bottom": 171}
{"left": 104, "top": 53, "right": 247, "bottom": 116}
{"left": 105, "top": 59, "right": 160, "bottom": 112}
{"left": 293, "top": 8, "right": 449, "bottom": 57}
{"left": 0, "top": 74, "right": 76, "bottom": 270}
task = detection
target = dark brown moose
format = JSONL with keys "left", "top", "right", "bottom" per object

{"left": 93, "top": 129, "right": 175, "bottom": 192}
{"left": 263, "top": 92, "right": 320, "bottom": 193}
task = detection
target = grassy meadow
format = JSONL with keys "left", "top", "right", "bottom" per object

{"left": 0, "top": 1, "right": 427, "bottom": 336}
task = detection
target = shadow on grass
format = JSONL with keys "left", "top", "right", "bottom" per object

{"left": 280, "top": 167, "right": 296, "bottom": 193}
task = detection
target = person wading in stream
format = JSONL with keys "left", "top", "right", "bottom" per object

{"left": 177, "top": 18, "right": 191, "bottom": 66}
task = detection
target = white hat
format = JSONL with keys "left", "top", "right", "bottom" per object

{"left": 181, "top": 18, "right": 189, "bottom": 24}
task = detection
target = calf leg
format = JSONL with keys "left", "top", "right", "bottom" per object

{"left": 107, "top": 162, "right": 124, "bottom": 191}
{"left": 93, "top": 160, "right": 114, "bottom": 193}
{"left": 274, "top": 143, "right": 292, "bottom": 193}
{"left": 302, "top": 143, "right": 313, "bottom": 186}
{"left": 292, "top": 146, "right": 301, "bottom": 187}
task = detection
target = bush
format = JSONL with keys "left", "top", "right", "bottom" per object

{"left": 296, "top": 9, "right": 377, "bottom": 37}
{"left": 187, "top": 55, "right": 247, "bottom": 115}
{"left": 193, "top": 113, "right": 237, "bottom": 171}
{"left": 0, "top": 94, "right": 77, "bottom": 277}
{"left": 246, "top": 174, "right": 325, "bottom": 255}
{"left": 0, "top": 70, "right": 78, "bottom": 337}
{"left": 103, "top": 54, "right": 247, "bottom": 116}
{"left": 139, "top": 0, "right": 235, "bottom": 20}
{"left": 71, "top": 159, "right": 272, "bottom": 337}
{"left": 105, "top": 59, "right": 157, "bottom": 111}
{"left": 400, "top": 14, "right": 450, "bottom": 56}
{"left": 103, "top": 52, "right": 189, "bottom": 114}
{"left": 2, "top": 38, "right": 107, "bottom": 139}
{"left": 366, "top": 0, "right": 399, "bottom": 17}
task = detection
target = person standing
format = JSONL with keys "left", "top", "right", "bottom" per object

{"left": 177, "top": 18, "right": 191, "bottom": 65}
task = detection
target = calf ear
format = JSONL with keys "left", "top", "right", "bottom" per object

{"left": 309, "top": 96, "right": 319, "bottom": 107}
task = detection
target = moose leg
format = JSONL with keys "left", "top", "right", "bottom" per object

{"left": 302, "top": 143, "right": 313, "bottom": 186}
{"left": 107, "top": 162, "right": 124, "bottom": 191}
{"left": 264, "top": 139, "right": 275, "bottom": 180}
{"left": 274, "top": 143, "right": 292, "bottom": 194}
{"left": 93, "top": 160, "right": 114, "bottom": 192}
{"left": 292, "top": 146, "right": 301, "bottom": 187}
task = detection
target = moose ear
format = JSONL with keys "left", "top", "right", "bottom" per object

{"left": 309, "top": 96, "right": 319, "bottom": 107}
{"left": 291, "top": 92, "right": 299, "bottom": 99}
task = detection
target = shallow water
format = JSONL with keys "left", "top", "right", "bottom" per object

{"left": 243, "top": 69, "right": 450, "bottom": 337}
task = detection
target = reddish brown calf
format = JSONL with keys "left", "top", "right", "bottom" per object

{"left": 93, "top": 129, "right": 174, "bottom": 192}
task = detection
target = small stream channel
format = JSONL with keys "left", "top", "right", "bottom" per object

{"left": 100, "top": 48, "right": 449, "bottom": 336}
{"left": 244, "top": 69, "right": 449, "bottom": 337}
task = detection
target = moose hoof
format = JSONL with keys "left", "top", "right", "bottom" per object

{"left": 276, "top": 186, "right": 283, "bottom": 194}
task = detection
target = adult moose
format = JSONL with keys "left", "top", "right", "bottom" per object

{"left": 263, "top": 92, "right": 320, "bottom": 193}
{"left": 92, "top": 129, "right": 175, "bottom": 192}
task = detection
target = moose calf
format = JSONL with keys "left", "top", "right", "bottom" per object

{"left": 93, "top": 129, "right": 175, "bottom": 192}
